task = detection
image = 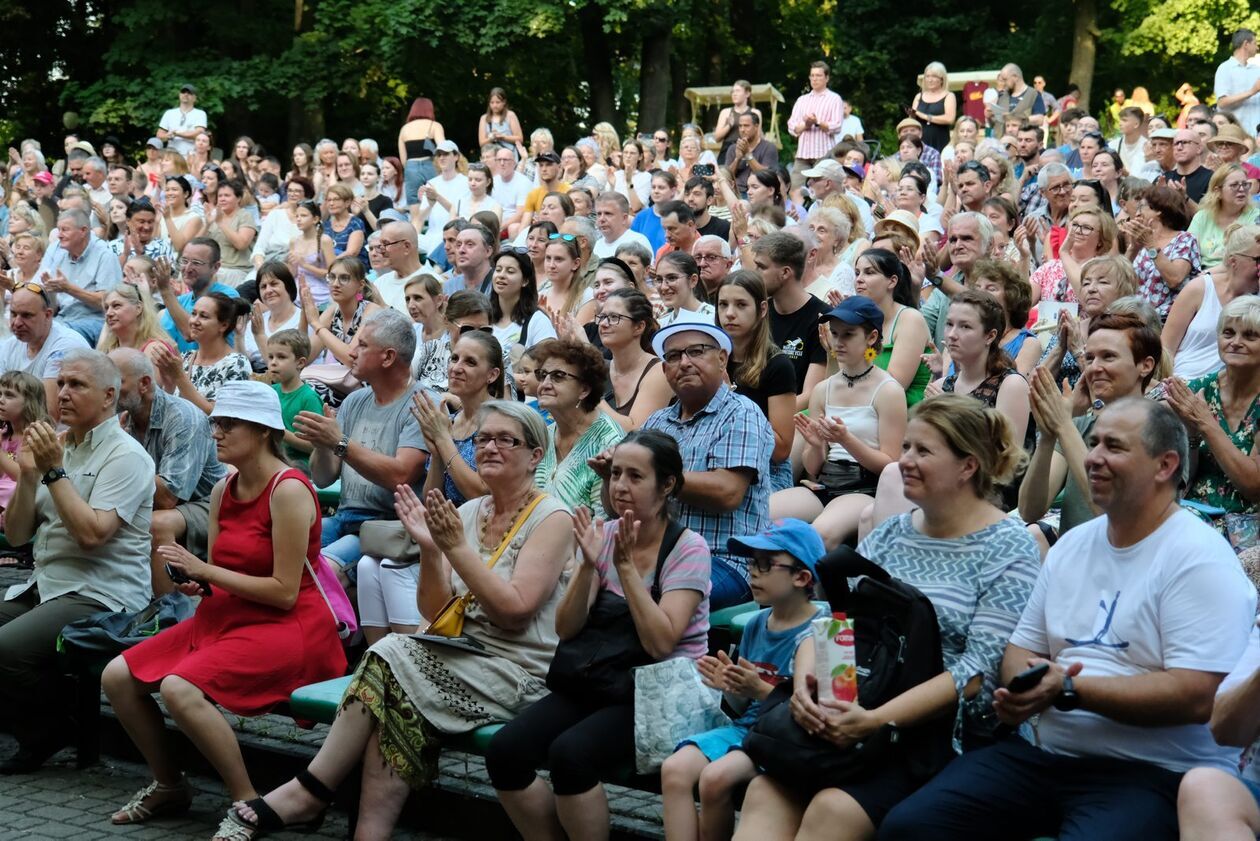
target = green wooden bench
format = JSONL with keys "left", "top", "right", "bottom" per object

{"left": 316, "top": 478, "right": 342, "bottom": 510}
{"left": 728, "top": 601, "right": 831, "bottom": 642}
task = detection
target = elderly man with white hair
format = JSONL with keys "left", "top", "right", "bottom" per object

{"left": 37, "top": 208, "right": 123, "bottom": 344}
{"left": 921, "top": 211, "right": 996, "bottom": 347}
{"left": 692, "top": 234, "right": 734, "bottom": 303}
{"left": 0, "top": 348, "right": 155, "bottom": 773}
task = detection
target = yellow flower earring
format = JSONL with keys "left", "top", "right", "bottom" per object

{"left": 864, "top": 347, "right": 877, "bottom": 364}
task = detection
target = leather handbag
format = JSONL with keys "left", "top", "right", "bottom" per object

{"left": 300, "top": 362, "right": 359, "bottom": 397}
{"left": 423, "top": 494, "right": 547, "bottom": 637}
{"left": 359, "top": 520, "right": 420, "bottom": 564}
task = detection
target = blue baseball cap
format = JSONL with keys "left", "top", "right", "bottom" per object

{"left": 727, "top": 518, "right": 825, "bottom": 576}
{"left": 821, "top": 295, "right": 884, "bottom": 335}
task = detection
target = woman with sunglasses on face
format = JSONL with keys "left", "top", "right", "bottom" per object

{"left": 1189, "top": 164, "right": 1260, "bottom": 269}
{"left": 598, "top": 288, "right": 672, "bottom": 431}
{"left": 655, "top": 251, "right": 716, "bottom": 327}
{"left": 533, "top": 339, "right": 625, "bottom": 516}
{"left": 489, "top": 248, "right": 557, "bottom": 352}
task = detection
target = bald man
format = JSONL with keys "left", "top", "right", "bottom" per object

{"left": 373, "top": 220, "right": 427, "bottom": 314}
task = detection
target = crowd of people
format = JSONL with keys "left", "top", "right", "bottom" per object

{"left": 1, "top": 29, "right": 1260, "bottom": 841}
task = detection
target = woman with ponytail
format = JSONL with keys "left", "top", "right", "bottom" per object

{"left": 736, "top": 393, "right": 1040, "bottom": 841}
{"left": 853, "top": 248, "right": 932, "bottom": 405}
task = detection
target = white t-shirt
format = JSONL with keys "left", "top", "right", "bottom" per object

{"left": 374, "top": 267, "right": 426, "bottom": 316}
{"left": 491, "top": 172, "right": 531, "bottom": 219}
{"left": 1215, "top": 58, "right": 1260, "bottom": 144}
{"left": 1219, "top": 626, "right": 1260, "bottom": 784}
{"left": 243, "top": 307, "right": 303, "bottom": 366}
{"left": 492, "top": 309, "right": 556, "bottom": 352}
{"left": 593, "top": 228, "right": 653, "bottom": 261}
{"left": 417, "top": 173, "right": 470, "bottom": 253}
{"left": 1011, "top": 509, "right": 1256, "bottom": 773}
{"left": 0, "top": 320, "right": 90, "bottom": 381}
{"left": 659, "top": 302, "right": 717, "bottom": 326}
{"left": 839, "top": 114, "right": 864, "bottom": 140}
{"left": 613, "top": 170, "right": 652, "bottom": 208}
{"left": 158, "top": 107, "right": 209, "bottom": 156}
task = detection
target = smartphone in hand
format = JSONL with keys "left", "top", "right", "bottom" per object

{"left": 1007, "top": 663, "right": 1050, "bottom": 694}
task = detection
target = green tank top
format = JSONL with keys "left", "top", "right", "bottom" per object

{"left": 873, "top": 306, "right": 932, "bottom": 406}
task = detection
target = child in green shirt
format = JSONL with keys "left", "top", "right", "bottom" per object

{"left": 267, "top": 329, "right": 324, "bottom": 468}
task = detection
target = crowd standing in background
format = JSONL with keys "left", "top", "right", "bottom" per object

{"left": 2, "top": 32, "right": 1260, "bottom": 841}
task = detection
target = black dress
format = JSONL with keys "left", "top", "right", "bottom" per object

{"left": 916, "top": 96, "right": 949, "bottom": 153}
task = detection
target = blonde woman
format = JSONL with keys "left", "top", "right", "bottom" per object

{"left": 942, "top": 116, "right": 981, "bottom": 162}
{"left": 1188, "top": 164, "right": 1259, "bottom": 268}
{"left": 977, "top": 152, "right": 1019, "bottom": 205}
{"left": 911, "top": 61, "right": 957, "bottom": 152}
{"left": 98, "top": 283, "right": 178, "bottom": 389}
{"left": 806, "top": 206, "right": 857, "bottom": 298}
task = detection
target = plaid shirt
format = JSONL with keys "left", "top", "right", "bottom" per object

{"left": 126, "top": 388, "right": 226, "bottom": 503}
{"left": 644, "top": 385, "right": 772, "bottom": 577}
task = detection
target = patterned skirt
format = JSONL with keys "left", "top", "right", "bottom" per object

{"left": 342, "top": 633, "right": 548, "bottom": 788}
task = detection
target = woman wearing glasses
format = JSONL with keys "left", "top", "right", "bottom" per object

{"left": 299, "top": 255, "right": 382, "bottom": 366}
{"left": 533, "top": 339, "right": 625, "bottom": 516}
{"left": 599, "top": 288, "right": 672, "bottom": 430}
{"left": 221, "top": 401, "right": 574, "bottom": 841}
{"left": 489, "top": 248, "right": 556, "bottom": 351}
{"left": 1164, "top": 224, "right": 1260, "bottom": 380}
{"left": 656, "top": 251, "right": 716, "bottom": 327}
{"left": 1188, "top": 164, "right": 1260, "bottom": 268}
{"left": 1029, "top": 205, "right": 1117, "bottom": 305}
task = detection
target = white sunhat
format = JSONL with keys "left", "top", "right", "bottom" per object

{"left": 651, "top": 313, "right": 733, "bottom": 358}
{"left": 209, "top": 380, "right": 285, "bottom": 431}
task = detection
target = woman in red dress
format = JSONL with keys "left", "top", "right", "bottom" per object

{"left": 101, "top": 380, "right": 347, "bottom": 827}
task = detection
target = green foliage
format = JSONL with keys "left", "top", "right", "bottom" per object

{"left": 1, "top": 0, "right": 1256, "bottom": 163}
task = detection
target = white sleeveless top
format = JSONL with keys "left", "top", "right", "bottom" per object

{"left": 824, "top": 376, "right": 894, "bottom": 464}
{"left": 1173, "top": 275, "right": 1225, "bottom": 381}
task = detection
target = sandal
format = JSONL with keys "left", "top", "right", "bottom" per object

{"left": 111, "top": 778, "right": 193, "bottom": 825}
{"left": 213, "top": 769, "right": 334, "bottom": 840}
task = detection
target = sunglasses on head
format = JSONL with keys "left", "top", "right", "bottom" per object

{"left": 549, "top": 233, "right": 577, "bottom": 242}
{"left": 458, "top": 324, "right": 494, "bottom": 335}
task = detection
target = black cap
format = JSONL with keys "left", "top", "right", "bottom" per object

{"left": 180, "top": 84, "right": 197, "bottom": 94}
{"left": 536, "top": 151, "right": 561, "bottom": 164}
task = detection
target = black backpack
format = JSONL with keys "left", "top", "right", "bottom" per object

{"left": 742, "top": 546, "right": 954, "bottom": 792}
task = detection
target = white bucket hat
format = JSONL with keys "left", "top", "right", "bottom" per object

{"left": 209, "top": 381, "right": 286, "bottom": 431}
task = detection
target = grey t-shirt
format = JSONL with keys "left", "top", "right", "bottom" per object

{"left": 336, "top": 382, "right": 431, "bottom": 515}
{"left": 1054, "top": 414, "right": 1097, "bottom": 535}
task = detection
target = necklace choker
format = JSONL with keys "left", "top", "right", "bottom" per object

{"left": 841, "top": 365, "right": 875, "bottom": 388}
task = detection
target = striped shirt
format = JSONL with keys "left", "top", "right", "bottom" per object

{"left": 858, "top": 513, "right": 1040, "bottom": 745}
{"left": 787, "top": 89, "right": 846, "bottom": 159}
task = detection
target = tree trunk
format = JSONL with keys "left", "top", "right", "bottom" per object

{"left": 579, "top": 4, "right": 617, "bottom": 126}
{"left": 637, "top": 22, "right": 673, "bottom": 134}
{"left": 1069, "top": 0, "right": 1098, "bottom": 112}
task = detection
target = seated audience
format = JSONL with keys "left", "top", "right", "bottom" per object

{"left": 662, "top": 519, "right": 825, "bottom": 841}
{"left": 656, "top": 250, "right": 716, "bottom": 327}
{"left": 771, "top": 296, "right": 906, "bottom": 548}
{"left": 264, "top": 329, "right": 323, "bottom": 468}
{"left": 488, "top": 247, "right": 556, "bottom": 352}
{"left": 854, "top": 248, "right": 932, "bottom": 405}
{"left": 152, "top": 291, "right": 252, "bottom": 413}
{"left": 1041, "top": 255, "right": 1139, "bottom": 389}
{"left": 1166, "top": 295, "right": 1260, "bottom": 525}
{"left": 156, "top": 238, "right": 242, "bottom": 354}
{"left": 0, "top": 283, "right": 89, "bottom": 419}
{"left": 1030, "top": 204, "right": 1116, "bottom": 305}
{"left": 881, "top": 398, "right": 1256, "bottom": 841}
{"left": 101, "top": 381, "right": 346, "bottom": 828}
{"left": 241, "top": 262, "right": 302, "bottom": 371}
{"left": 293, "top": 309, "right": 431, "bottom": 582}
{"left": 0, "top": 371, "right": 49, "bottom": 538}
{"left": 1164, "top": 223, "right": 1260, "bottom": 381}
{"left": 488, "top": 431, "right": 710, "bottom": 839}
{"left": 1122, "top": 185, "right": 1200, "bottom": 319}
{"left": 224, "top": 401, "right": 573, "bottom": 840}
{"left": 1188, "top": 164, "right": 1259, "bottom": 268}
{"left": 738, "top": 394, "right": 1039, "bottom": 841}
{"left": 968, "top": 258, "right": 1040, "bottom": 375}
{"left": 0, "top": 349, "right": 154, "bottom": 773}
{"left": 598, "top": 287, "right": 672, "bottom": 430}
{"left": 37, "top": 209, "right": 122, "bottom": 344}
{"left": 533, "top": 339, "right": 625, "bottom": 515}
{"left": 111, "top": 348, "right": 227, "bottom": 596}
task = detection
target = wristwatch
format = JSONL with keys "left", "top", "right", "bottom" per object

{"left": 41, "top": 467, "right": 68, "bottom": 486}
{"left": 1052, "top": 675, "right": 1081, "bottom": 712}
{"left": 332, "top": 434, "right": 350, "bottom": 458}
{"left": 1144, "top": 247, "right": 1157, "bottom": 259}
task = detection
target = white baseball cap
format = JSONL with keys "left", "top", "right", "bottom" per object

{"left": 210, "top": 381, "right": 286, "bottom": 431}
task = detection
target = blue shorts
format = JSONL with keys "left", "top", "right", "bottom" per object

{"left": 1244, "top": 777, "right": 1260, "bottom": 809}
{"left": 678, "top": 724, "right": 751, "bottom": 762}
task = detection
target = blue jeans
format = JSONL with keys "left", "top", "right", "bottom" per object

{"left": 404, "top": 158, "right": 436, "bottom": 207}
{"left": 769, "top": 459, "right": 793, "bottom": 493}
{"left": 320, "top": 506, "right": 377, "bottom": 584}
{"left": 62, "top": 316, "right": 103, "bottom": 347}
{"left": 710, "top": 556, "right": 752, "bottom": 610}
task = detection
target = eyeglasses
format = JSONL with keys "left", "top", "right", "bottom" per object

{"left": 662, "top": 343, "right": 719, "bottom": 365}
{"left": 1173, "top": 139, "right": 1199, "bottom": 147}
{"left": 458, "top": 324, "right": 494, "bottom": 335}
{"left": 327, "top": 273, "right": 357, "bottom": 285}
{"left": 548, "top": 233, "right": 577, "bottom": 242}
{"left": 694, "top": 253, "right": 727, "bottom": 263}
{"left": 654, "top": 136, "right": 669, "bottom": 143}
{"left": 1046, "top": 182, "right": 1073, "bottom": 194}
{"left": 958, "top": 161, "right": 989, "bottom": 179}
{"left": 379, "top": 238, "right": 407, "bottom": 249}
{"left": 595, "top": 313, "right": 627, "bottom": 326}
{"left": 655, "top": 272, "right": 688, "bottom": 286}
{"left": 209, "top": 417, "right": 239, "bottom": 433}
{"left": 473, "top": 433, "right": 525, "bottom": 450}
{"left": 12, "top": 281, "right": 50, "bottom": 305}
{"left": 176, "top": 257, "right": 210, "bottom": 270}
{"left": 1069, "top": 222, "right": 1097, "bottom": 235}
{"left": 749, "top": 557, "right": 800, "bottom": 574}
{"left": 129, "top": 196, "right": 155, "bottom": 211}
{"left": 536, "top": 368, "right": 577, "bottom": 383}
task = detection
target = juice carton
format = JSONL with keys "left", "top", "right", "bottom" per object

{"left": 813, "top": 612, "right": 857, "bottom": 703}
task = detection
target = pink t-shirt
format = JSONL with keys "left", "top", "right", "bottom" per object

{"left": 0, "top": 432, "right": 20, "bottom": 510}
{"left": 593, "top": 520, "right": 712, "bottom": 660}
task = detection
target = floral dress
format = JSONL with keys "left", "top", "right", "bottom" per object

{"left": 1187, "top": 372, "right": 1260, "bottom": 516}
{"left": 1132, "top": 231, "right": 1201, "bottom": 320}
{"left": 182, "top": 351, "right": 252, "bottom": 403}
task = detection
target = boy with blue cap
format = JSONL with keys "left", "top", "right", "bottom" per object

{"left": 661, "top": 518, "right": 827, "bottom": 840}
